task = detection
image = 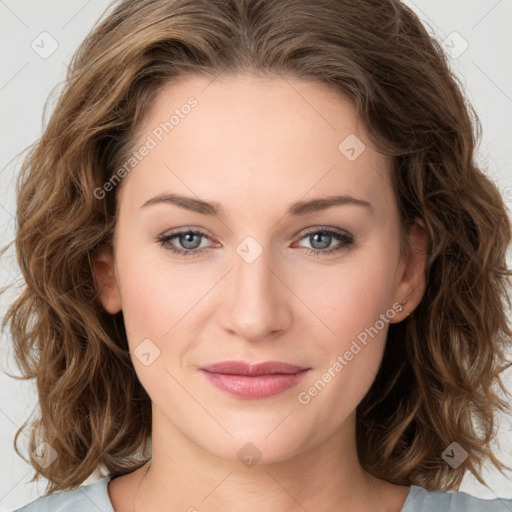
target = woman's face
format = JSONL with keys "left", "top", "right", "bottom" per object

{"left": 97, "top": 73, "right": 426, "bottom": 464}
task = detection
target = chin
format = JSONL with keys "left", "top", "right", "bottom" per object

{"left": 197, "top": 430, "right": 311, "bottom": 467}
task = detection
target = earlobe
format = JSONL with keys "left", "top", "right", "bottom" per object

{"left": 92, "top": 245, "right": 122, "bottom": 314}
{"left": 390, "top": 218, "right": 428, "bottom": 322}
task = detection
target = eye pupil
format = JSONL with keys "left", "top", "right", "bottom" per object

{"left": 181, "top": 233, "right": 201, "bottom": 249}
{"left": 310, "top": 233, "right": 331, "bottom": 250}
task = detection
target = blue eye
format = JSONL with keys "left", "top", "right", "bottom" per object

{"left": 294, "top": 228, "right": 354, "bottom": 256}
{"left": 155, "top": 227, "right": 354, "bottom": 258}
{"left": 155, "top": 229, "right": 212, "bottom": 258}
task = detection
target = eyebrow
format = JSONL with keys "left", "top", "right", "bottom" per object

{"left": 141, "top": 193, "right": 373, "bottom": 217}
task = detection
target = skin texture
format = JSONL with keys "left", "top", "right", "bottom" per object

{"left": 94, "top": 73, "right": 427, "bottom": 512}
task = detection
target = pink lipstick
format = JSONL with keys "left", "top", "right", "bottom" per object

{"left": 199, "top": 361, "right": 310, "bottom": 399}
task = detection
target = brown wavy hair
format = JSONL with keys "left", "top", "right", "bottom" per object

{"left": 2, "top": 0, "right": 511, "bottom": 495}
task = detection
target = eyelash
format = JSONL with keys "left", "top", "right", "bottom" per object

{"left": 155, "top": 227, "right": 355, "bottom": 258}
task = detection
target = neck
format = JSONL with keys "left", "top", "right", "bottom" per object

{"left": 131, "top": 406, "right": 400, "bottom": 512}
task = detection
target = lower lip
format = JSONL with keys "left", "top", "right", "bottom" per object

{"left": 201, "top": 369, "right": 310, "bottom": 399}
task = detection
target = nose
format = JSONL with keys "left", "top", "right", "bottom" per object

{"left": 220, "top": 243, "right": 292, "bottom": 342}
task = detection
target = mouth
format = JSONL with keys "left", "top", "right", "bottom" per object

{"left": 199, "top": 360, "right": 311, "bottom": 399}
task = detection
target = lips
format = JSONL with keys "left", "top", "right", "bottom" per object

{"left": 200, "top": 360, "right": 309, "bottom": 376}
{"left": 199, "top": 361, "right": 311, "bottom": 399}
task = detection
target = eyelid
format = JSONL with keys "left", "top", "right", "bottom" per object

{"left": 295, "top": 225, "right": 352, "bottom": 238}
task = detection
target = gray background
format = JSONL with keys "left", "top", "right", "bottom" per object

{"left": 1, "top": 0, "right": 511, "bottom": 510}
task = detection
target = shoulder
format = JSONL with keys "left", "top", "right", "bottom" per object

{"left": 11, "top": 477, "right": 114, "bottom": 512}
{"left": 402, "top": 485, "right": 512, "bottom": 512}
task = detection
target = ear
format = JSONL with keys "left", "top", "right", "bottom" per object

{"left": 92, "top": 244, "right": 122, "bottom": 314}
{"left": 390, "top": 218, "right": 428, "bottom": 323}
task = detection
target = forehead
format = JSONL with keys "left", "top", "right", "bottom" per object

{"left": 118, "top": 73, "right": 394, "bottom": 218}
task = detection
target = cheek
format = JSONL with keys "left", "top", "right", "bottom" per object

{"left": 299, "top": 243, "right": 399, "bottom": 341}
{"left": 114, "top": 238, "right": 177, "bottom": 342}
{"left": 114, "top": 240, "right": 219, "bottom": 354}
{"left": 114, "top": 248, "right": 201, "bottom": 397}
{"left": 295, "top": 255, "right": 396, "bottom": 428}
{"left": 293, "top": 238, "right": 399, "bottom": 406}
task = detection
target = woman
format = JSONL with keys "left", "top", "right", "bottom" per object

{"left": 4, "top": 0, "right": 512, "bottom": 510}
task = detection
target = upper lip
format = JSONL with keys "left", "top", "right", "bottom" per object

{"left": 200, "top": 361, "right": 309, "bottom": 376}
